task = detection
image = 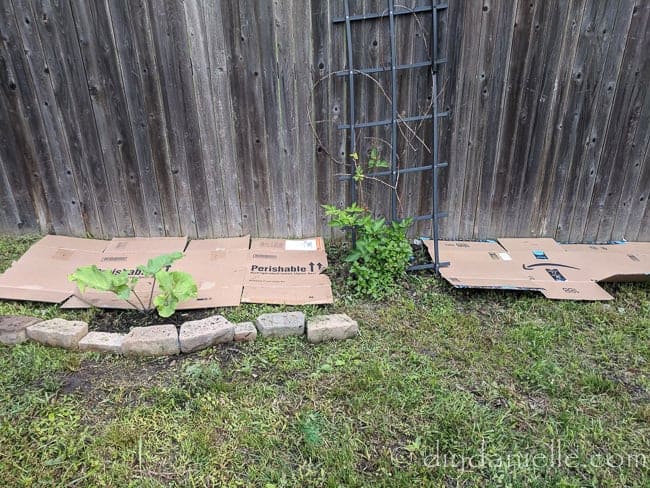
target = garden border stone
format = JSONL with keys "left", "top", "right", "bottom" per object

{"left": 26, "top": 318, "right": 88, "bottom": 350}
{"left": 179, "top": 315, "right": 234, "bottom": 353}
{"left": 255, "top": 312, "right": 305, "bottom": 338}
{"left": 234, "top": 322, "right": 257, "bottom": 341}
{"left": 306, "top": 314, "right": 359, "bottom": 343}
{"left": 0, "top": 315, "right": 43, "bottom": 345}
{"left": 78, "top": 331, "right": 126, "bottom": 354}
{"left": 121, "top": 324, "right": 180, "bottom": 356}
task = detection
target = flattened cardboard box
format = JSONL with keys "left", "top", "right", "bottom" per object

{"left": 0, "top": 234, "right": 333, "bottom": 308}
{"left": 243, "top": 237, "right": 333, "bottom": 305}
{"left": 425, "top": 238, "right": 650, "bottom": 301}
{"left": 171, "top": 237, "right": 250, "bottom": 308}
{"left": 0, "top": 235, "right": 107, "bottom": 303}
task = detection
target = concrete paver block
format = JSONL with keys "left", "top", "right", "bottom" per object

{"left": 0, "top": 315, "right": 42, "bottom": 345}
{"left": 78, "top": 331, "right": 126, "bottom": 354}
{"left": 121, "top": 324, "right": 180, "bottom": 356}
{"left": 234, "top": 322, "right": 257, "bottom": 342}
{"left": 307, "top": 314, "right": 358, "bottom": 344}
{"left": 179, "top": 315, "right": 234, "bottom": 353}
{"left": 26, "top": 318, "right": 88, "bottom": 350}
{"left": 255, "top": 312, "right": 305, "bottom": 338}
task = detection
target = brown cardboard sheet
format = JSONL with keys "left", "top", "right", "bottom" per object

{"left": 242, "top": 237, "right": 333, "bottom": 304}
{"left": 561, "top": 242, "right": 650, "bottom": 282}
{"left": 0, "top": 234, "right": 333, "bottom": 308}
{"left": 171, "top": 238, "right": 250, "bottom": 309}
{"left": 426, "top": 238, "right": 650, "bottom": 300}
{"left": 0, "top": 235, "right": 107, "bottom": 302}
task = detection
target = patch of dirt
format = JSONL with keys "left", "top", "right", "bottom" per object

{"left": 59, "top": 356, "right": 182, "bottom": 395}
{"left": 59, "top": 342, "right": 246, "bottom": 397}
{"left": 89, "top": 308, "right": 220, "bottom": 333}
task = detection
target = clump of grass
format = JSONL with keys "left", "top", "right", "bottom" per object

{"left": 182, "top": 362, "right": 225, "bottom": 394}
{"left": 298, "top": 411, "right": 324, "bottom": 449}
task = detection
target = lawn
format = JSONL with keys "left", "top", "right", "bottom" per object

{"left": 0, "top": 235, "right": 648, "bottom": 487}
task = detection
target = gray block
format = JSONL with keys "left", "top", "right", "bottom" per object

{"left": 234, "top": 322, "right": 257, "bottom": 342}
{"left": 307, "top": 314, "right": 358, "bottom": 344}
{"left": 179, "top": 314, "right": 234, "bottom": 353}
{"left": 255, "top": 312, "right": 305, "bottom": 338}
{"left": 26, "top": 318, "right": 88, "bottom": 350}
{"left": 0, "top": 315, "right": 42, "bottom": 345}
{"left": 121, "top": 324, "right": 180, "bottom": 356}
{"left": 78, "top": 331, "right": 126, "bottom": 354}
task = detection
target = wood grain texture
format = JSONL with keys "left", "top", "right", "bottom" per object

{"left": 29, "top": 0, "right": 115, "bottom": 237}
{"left": 0, "top": 0, "right": 646, "bottom": 242}
{"left": 123, "top": 0, "right": 181, "bottom": 236}
{"left": 561, "top": 0, "right": 637, "bottom": 242}
{"left": 537, "top": 0, "right": 620, "bottom": 239}
{"left": 9, "top": 0, "right": 86, "bottom": 235}
{"left": 472, "top": 0, "right": 518, "bottom": 239}
{"left": 586, "top": 2, "right": 650, "bottom": 242}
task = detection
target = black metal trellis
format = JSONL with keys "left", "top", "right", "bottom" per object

{"left": 333, "top": 0, "right": 450, "bottom": 272}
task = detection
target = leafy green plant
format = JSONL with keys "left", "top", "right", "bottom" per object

{"left": 182, "top": 362, "right": 225, "bottom": 394}
{"left": 298, "top": 411, "right": 324, "bottom": 449}
{"left": 68, "top": 252, "right": 197, "bottom": 317}
{"left": 323, "top": 203, "right": 412, "bottom": 299}
{"left": 349, "top": 147, "right": 390, "bottom": 184}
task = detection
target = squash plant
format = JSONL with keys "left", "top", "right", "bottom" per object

{"left": 68, "top": 252, "right": 197, "bottom": 317}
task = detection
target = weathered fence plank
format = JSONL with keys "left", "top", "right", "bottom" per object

{"left": 202, "top": 1, "right": 244, "bottom": 237}
{"left": 70, "top": 0, "right": 140, "bottom": 236}
{"left": 0, "top": 0, "right": 647, "bottom": 242}
{"left": 536, "top": 0, "right": 620, "bottom": 239}
{"left": 107, "top": 0, "right": 165, "bottom": 237}
{"left": 30, "top": 0, "right": 115, "bottom": 237}
{"left": 513, "top": 0, "right": 586, "bottom": 237}
{"left": 9, "top": 0, "right": 86, "bottom": 235}
{"left": 182, "top": 0, "right": 230, "bottom": 237}
{"left": 472, "top": 0, "right": 518, "bottom": 239}
{"left": 585, "top": 2, "right": 650, "bottom": 242}
{"left": 560, "top": 0, "right": 637, "bottom": 242}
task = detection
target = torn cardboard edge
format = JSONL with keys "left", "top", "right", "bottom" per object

{"left": 425, "top": 238, "right": 650, "bottom": 301}
{"left": 0, "top": 235, "right": 332, "bottom": 309}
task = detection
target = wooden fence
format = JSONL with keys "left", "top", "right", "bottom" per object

{"left": 0, "top": 0, "right": 648, "bottom": 241}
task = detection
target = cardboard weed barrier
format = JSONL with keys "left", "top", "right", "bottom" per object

{"left": 0, "top": 235, "right": 333, "bottom": 308}
{"left": 425, "top": 238, "right": 650, "bottom": 300}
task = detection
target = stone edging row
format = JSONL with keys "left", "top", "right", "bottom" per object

{"left": 0, "top": 312, "right": 359, "bottom": 356}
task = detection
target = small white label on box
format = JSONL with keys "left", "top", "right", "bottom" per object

{"left": 499, "top": 252, "right": 512, "bottom": 261}
{"left": 285, "top": 239, "right": 317, "bottom": 251}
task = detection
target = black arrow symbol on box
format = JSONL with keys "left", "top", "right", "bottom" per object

{"left": 309, "top": 262, "right": 314, "bottom": 272}
{"left": 317, "top": 262, "right": 323, "bottom": 270}
{"left": 522, "top": 263, "right": 580, "bottom": 270}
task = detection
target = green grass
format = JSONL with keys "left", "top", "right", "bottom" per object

{"left": 1, "top": 235, "right": 649, "bottom": 486}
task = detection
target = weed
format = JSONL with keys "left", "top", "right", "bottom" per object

{"left": 323, "top": 203, "right": 412, "bottom": 299}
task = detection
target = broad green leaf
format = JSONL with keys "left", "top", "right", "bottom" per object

{"left": 345, "top": 250, "right": 361, "bottom": 262}
{"left": 152, "top": 293, "right": 175, "bottom": 318}
{"left": 153, "top": 270, "right": 198, "bottom": 317}
{"left": 69, "top": 265, "right": 118, "bottom": 294}
{"left": 114, "top": 285, "right": 131, "bottom": 300}
{"left": 137, "top": 252, "right": 184, "bottom": 276}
